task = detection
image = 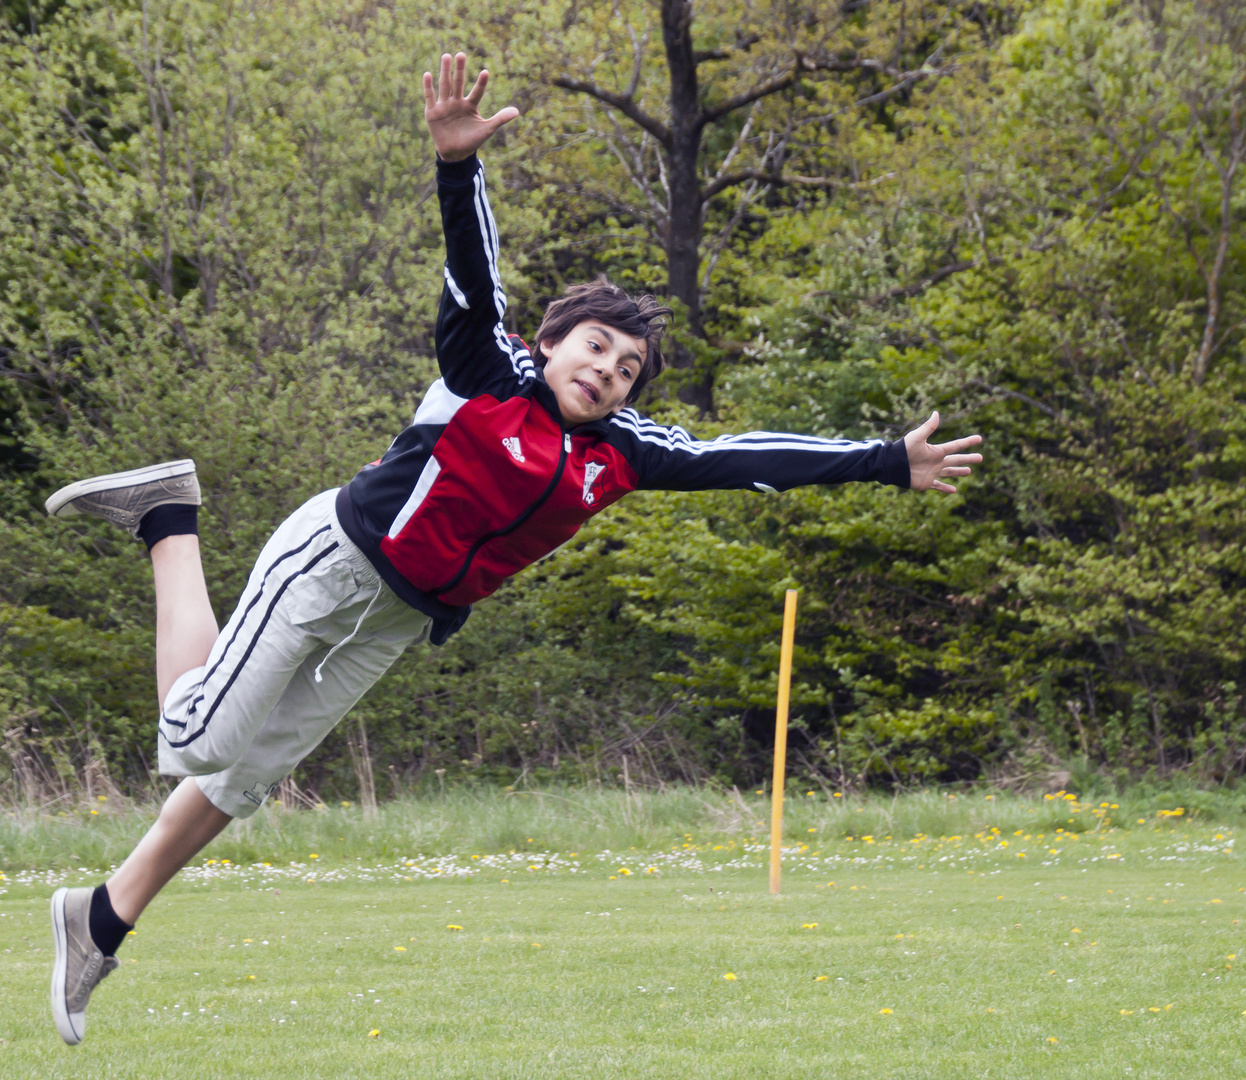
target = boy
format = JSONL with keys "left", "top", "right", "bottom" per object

{"left": 43, "top": 53, "right": 982, "bottom": 1044}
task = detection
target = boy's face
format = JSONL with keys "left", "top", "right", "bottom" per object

{"left": 540, "top": 320, "right": 646, "bottom": 425}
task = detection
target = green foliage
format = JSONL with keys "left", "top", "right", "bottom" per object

{"left": 1, "top": 0, "right": 1243, "bottom": 795}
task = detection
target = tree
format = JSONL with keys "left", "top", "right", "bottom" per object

{"left": 545, "top": 0, "right": 958, "bottom": 412}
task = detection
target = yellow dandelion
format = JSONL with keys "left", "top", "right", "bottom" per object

{"left": 986, "top": 1007, "right": 996, "bottom": 1013}
{"left": 367, "top": 1028, "right": 380, "bottom": 1037}
{"left": 531, "top": 943, "right": 542, "bottom": 948}
{"left": 394, "top": 946, "right": 407, "bottom": 952}
{"left": 802, "top": 923, "right": 818, "bottom": 929}
{"left": 247, "top": 975, "right": 255, "bottom": 980}
{"left": 1120, "top": 1009, "right": 1133, "bottom": 1015}
{"left": 723, "top": 972, "right": 737, "bottom": 981}
{"left": 1149, "top": 1007, "right": 1160, "bottom": 1012}
{"left": 879, "top": 1008, "right": 893, "bottom": 1015}
{"left": 618, "top": 868, "right": 632, "bottom": 876}
{"left": 446, "top": 924, "right": 463, "bottom": 931}
{"left": 1048, "top": 1037, "right": 1058, "bottom": 1044}
{"left": 814, "top": 976, "right": 828, "bottom": 982}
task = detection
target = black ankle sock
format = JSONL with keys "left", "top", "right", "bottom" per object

{"left": 137, "top": 503, "right": 198, "bottom": 553}
{"left": 89, "top": 884, "right": 133, "bottom": 957}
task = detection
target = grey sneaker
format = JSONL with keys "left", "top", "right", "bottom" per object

{"left": 50, "top": 886, "right": 119, "bottom": 1045}
{"left": 44, "top": 459, "right": 200, "bottom": 537}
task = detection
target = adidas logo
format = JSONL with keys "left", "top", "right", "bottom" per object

{"left": 502, "top": 437, "right": 524, "bottom": 462}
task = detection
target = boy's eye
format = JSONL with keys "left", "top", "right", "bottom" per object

{"left": 619, "top": 366, "right": 634, "bottom": 380}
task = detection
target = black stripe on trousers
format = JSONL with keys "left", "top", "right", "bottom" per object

{"left": 169, "top": 524, "right": 333, "bottom": 724}
{"left": 160, "top": 541, "right": 340, "bottom": 749}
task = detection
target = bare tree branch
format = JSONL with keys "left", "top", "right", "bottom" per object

{"left": 704, "top": 105, "right": 758, "bottom": 191}
{"left": 552, "top": 76, "right": 672, "bottom": 148}
{"left": 694, "top": 33, "right": 761, "bottom": 64}
{"left": 1191, "top": 100, "right": 1245, "bottom": 383}
{"left": 700, "top": 177, "right": 760, "bottom": 291}
{"left": 808, "top": 257, "right": 987, "bottom": 308}
{"left": 697, "top": 69, "right": 797, "bottom": 127}
{"left": 699, "top": 56, "right": 953, "bottom": 128}
{"left": 624, "top": 19, "right": 645, "bottom": 101}
{"left": 865, "top": 258, "right": 981, "bottom": 305}
{"left": 701, "top": 168, "right": 895, "bottom": 203}
{"left": 966, "top": 377, "right": 1066, "bottom": 421}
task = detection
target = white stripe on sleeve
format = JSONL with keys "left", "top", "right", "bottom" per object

{"left": 609, "top": 410, "right": 880, "bottom": 456}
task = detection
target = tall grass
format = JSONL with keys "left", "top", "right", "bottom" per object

{"left": 4, "top": 780, "right": 1244, "bottom": 871}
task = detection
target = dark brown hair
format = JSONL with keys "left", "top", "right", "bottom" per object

{"left": 534, "top": 275, "right": 673, "bottom": 403}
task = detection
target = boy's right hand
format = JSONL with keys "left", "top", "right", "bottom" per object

{"left": 423, "top": 52, "right": 519, "bottom": 162}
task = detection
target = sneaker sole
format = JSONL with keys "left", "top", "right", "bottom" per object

{"left": 50, "top": 887, "right": 84, "bottom": 1045}
{"left": 44, "top": 460, "right": 197, "bottom": 519}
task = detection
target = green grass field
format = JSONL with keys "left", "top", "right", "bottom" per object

{"left": 2, "top": 788, "right": 1245, "bottom": 1077}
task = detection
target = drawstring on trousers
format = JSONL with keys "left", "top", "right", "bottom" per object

{"left": 314, "top": 588, "right": 383, "bottom": 684}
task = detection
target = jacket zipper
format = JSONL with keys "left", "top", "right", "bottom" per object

{"left": 429, "top": 433, "right": 572, "bottom": 598}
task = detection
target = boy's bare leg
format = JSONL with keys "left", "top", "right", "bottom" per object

{"left": 151, "top": 533, "right": 219, "bottom": 704}
{"left": 100, "top": 534, "right": 227, "bottom": 924}
{"left": 47, "top": 462, "right": 229, "bottom": 1042}
{"left": 105, "top": 778, "right": 231, "bottom": 924}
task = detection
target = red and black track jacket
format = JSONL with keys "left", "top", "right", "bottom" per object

{"left": 336, "top": 154, "right": 911, "bottom": 643}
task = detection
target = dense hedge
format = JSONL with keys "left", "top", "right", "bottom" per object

{"left": 1, "top": 0, "right": 1242, "bottom": 799}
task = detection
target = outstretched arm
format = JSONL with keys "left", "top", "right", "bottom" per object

{"left": 425, "top": 53, "right": 532, "bottom": 395}
{"left": 607, "top": 409, "right": 982, "bottom": 495}
{"left": 423, "top": 52, "right": 518, "bottom": 162}
{"left": 902, "top": 412, "right": 983, "bottom": 493}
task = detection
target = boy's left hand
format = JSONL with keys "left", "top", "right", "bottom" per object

{"left": 903, "top": 411, "right": 983, "bottom": 493}
{"left": 423, "top": 52, "right": 519, "bottom": 162}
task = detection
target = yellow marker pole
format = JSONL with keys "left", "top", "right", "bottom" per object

{"left": 769, "top": 589, "right": 798, "bottom": 895}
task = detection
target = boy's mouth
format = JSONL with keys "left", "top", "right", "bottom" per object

{"left": 574, "top": 379, "right": 599, "bottom": 405}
